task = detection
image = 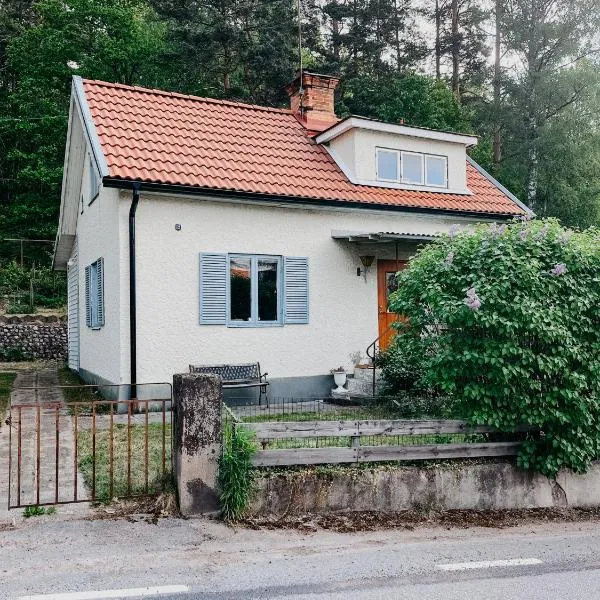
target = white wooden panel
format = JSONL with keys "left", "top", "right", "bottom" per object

{"left": 67, "top": 240, "right": 80, "bottom": 371}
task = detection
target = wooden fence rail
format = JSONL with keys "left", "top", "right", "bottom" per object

{"left": 241, "top": 419, "right": 534, "bottom": 467}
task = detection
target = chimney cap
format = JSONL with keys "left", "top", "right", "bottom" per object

{"left": 285, "top": 70, "right": 341, "bottom": 96}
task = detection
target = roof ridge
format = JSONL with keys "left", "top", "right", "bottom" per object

{"left": 81, "top": 79, "right": 294, "bottom": 115}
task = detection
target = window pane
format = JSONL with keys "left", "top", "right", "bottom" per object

{"left": 258, "top": 259, "right": 278, "bottom": 321}
{"left": 402, "top": 153, "right": 423, "bottom": 184}
{"left": 377, "top": 150, "right": 398, "bottom": 181}
{"left": 230, "top": 257, "right": 252, "bottom": 321}
{"left": 426, "top": 156, "right": 447, "bottom": 187}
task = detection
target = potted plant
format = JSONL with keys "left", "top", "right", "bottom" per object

{"left": 330, "top": 366, "right": 347, "bottom": 392}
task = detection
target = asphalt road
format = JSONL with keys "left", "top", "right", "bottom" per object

{"left": 3, "top": 512, "right": 600, "bottom": 599}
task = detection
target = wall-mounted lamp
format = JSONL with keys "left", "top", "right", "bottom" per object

{"left": 357, "top": 255, "right": 375, "bottom": 280}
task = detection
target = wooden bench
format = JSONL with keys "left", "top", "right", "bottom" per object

{"left": 189, "top": 362, "right": 269, "bottom": 405}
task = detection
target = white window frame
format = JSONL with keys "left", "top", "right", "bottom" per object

{"left": 375, "top": 148, "right": 400, "bottom": 182}
{"left": 375, "top": 147, "right": 449, "bottom": 189}
{"left": 227, "top": 254, "right": 283, "bottom": 328}
{"left": 401, "top": 151, "right": 424, "bottom": 185}
{"left": 425, "top": 154, "right": 448, "bottom": 188}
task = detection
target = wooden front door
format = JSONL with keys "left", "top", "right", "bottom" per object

{"left": 377, "top": 259, "right": 407, "bottom": 350}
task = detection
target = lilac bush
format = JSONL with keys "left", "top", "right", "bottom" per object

{"left": 386, "top": 218, "right": 600, "bottom": 477}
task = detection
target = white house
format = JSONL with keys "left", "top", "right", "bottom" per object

{"left": 53, "top": 71, "right": 529, "bottom": 398}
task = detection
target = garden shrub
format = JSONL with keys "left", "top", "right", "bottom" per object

{"left": 385, "top": 218, "right": 600, "bottom": 478}
{"left": 0, "top": 344, "right": 32, "bottom": 362}
{"left": 218, "top": 423, "right": 257, "bottom": 521}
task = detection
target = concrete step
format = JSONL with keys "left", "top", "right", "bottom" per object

{"left": 352, "top": 366, "right": 382, "bottom": 383}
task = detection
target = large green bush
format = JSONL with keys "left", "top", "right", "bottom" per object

{"left": 386, "top": 218, "right": 600, "bottom": 478}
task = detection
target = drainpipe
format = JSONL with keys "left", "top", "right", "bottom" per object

{"left": 129, "top": 182, "right": 141, "bottom": 400}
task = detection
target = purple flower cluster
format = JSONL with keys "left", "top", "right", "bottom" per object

{"left": 558, "top": 231, "right": 572, "bottom": 245}
{"left": 464, "top": 287, "right": 481, "bottom": 311}
{"left": 535, "top": 224, "right": 549, "bottom": 240}
{"left": 448, "top": 225, "right": 460, "bottom": 238}
{"left": 550, "top": 263, "right": 567, "bottom": 277}
{"left": 519, "top": 229, "right": 528, "bottom": 241}
{"left": 443, "top": 251, "right": 455, "bottom": 268}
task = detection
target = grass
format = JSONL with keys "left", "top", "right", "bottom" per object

{"left": 256, "top": 433, "right": 488, "bottom": 450}
{"left": 237, "top": 395, "right": 461, "bottom": 424}
{"left": 77, "top": 422, "right": 173, "bottom": 502}
{"left": 0, "top": 372, "right": 17, "bottom": 422}
{"left": 57, "top": 364, "right": 103, "bottom": 404}
{"left": 23, "top": 505, "right": 56, "bottom": 518}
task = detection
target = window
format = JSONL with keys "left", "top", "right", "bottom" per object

{"left": 229, "top": 255, "right": 281, "bottom": 325}
{"left": 89, "top": 157, "right": 100, "bottom": 204}
{"left": 85, "top": 258, "right": 104, "bottom": 329}
{"left": 376, "top": 149, "right": 399, "bottom": 181}
{"left": 199, "top": 253, "right": 309, "bottom": 326}
{"left": 401, "top": 152, "right": 424, "bottom": 185}
{"left": 375, "top": 148, "right": 448, "bottom": 188}
{"left": 425, "top": 155, "right": 447, "bottom": 187}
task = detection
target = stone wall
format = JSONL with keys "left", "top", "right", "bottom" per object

{"left": 249, "top": 461, "right": 600, "bottom": 517}
{"left": 0, "top": 314, "right": 67, "bottom": 360}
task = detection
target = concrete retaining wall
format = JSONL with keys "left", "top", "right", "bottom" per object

{"left": 0, "top": 314, "right": 67, "bottom": 360}
{"left": 249, "top": 461, "right": 600, "bottom": 516}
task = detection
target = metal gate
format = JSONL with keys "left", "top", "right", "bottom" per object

{"left": 7, "top": 383, "right": 174, "bottom": 509}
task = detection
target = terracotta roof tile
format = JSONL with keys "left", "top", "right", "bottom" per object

{"left": 82, "top": 79, "right": 525, "bottom": 215}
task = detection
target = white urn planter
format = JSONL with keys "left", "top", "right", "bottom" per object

{"left": 333, "top": 371, "right": 347, "bottom": 393}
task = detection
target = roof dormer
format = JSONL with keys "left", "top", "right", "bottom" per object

{"left": 315, "top": 116, "right": 478, "bottom": 195}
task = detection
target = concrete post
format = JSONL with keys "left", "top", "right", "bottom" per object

{"left": 173, "top": 373, "right": 222, "bottom": 516}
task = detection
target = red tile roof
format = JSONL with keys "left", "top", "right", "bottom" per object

{"left": 82, "top": 79, "right": 525, "bottom": 216}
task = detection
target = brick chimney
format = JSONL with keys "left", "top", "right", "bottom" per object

{"left": 285, "top": 70, "right": 340, "bottom": 130}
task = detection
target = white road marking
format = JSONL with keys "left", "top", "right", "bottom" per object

{"left": 437, "top": 558, "right": 544, "bottom": 572}
{"left": 17, "top": 585, "right": 190, "bottom": 600}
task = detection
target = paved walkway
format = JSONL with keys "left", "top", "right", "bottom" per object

{"left": 0, "top": 368, "right": 89, "bottom": 521}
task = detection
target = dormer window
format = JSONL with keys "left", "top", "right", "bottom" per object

{"left": 376, "top": 149, "right": 399, "bottom": 181}
{"left": 401, "top": 152, "right": 423, "bottom": 185}
{"left": 425, "top": 155, "right": 447, "bottom": 187}
{"left": 376, "top": 147, "right": 448, "bottom": 189}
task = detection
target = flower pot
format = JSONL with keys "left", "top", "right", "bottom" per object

{"left": 333, "top": 371, "right": 347, "bottom": 392}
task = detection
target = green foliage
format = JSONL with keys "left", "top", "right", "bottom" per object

{"left": 0, "top": 372, "right": 16, "bottom": 421}
{"left": 385, "top": 218, "right": 600, "bottom": 478}
{"left": 0, "top": 344, "right": 32, "bottom": 362}
{"left": 23, "top": 505, "right": 56, "bottom": 518}
{"left": 340, "top": 74, "right": 471, "bottom": 132}
{"left": 218, "top": 423, "right": 257, "bottom": 522}
{"left": 375, "top": 342, "right": 425, "bottom": 394}
{"left": 0, "top": 261, "right": 66, "bottom": 311}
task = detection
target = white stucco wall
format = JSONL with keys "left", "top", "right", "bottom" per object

{"left": 329, "top": 129, "right": 468, "bottom": 192}
{"left": 111, "top": 194, "right": 484, "bottom": 385}
{"left": 76, "top": 158, "right": 122, "bottom": 384}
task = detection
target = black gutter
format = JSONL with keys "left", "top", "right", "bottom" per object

{"left": 104, "top": 178, "right": 521, "bottom": 220}
{"left": 129, "top": 182, "right": 141, "bottom": 399}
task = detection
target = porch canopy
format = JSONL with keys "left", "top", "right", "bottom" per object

{"left": 331, "top": 230, "right": 440, "bottom": 243}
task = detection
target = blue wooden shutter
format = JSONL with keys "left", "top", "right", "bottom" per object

{"left": 199, "top": 253, "right": 227, "bottom": 324}
{"left": 84, "top": 265, "right": 92, "bottom": 327}
{"left": 283, "top": 257, "right": 309, "bottom": 324}
{"left": 96, "top": 257, "right": 105, "bottom": 326}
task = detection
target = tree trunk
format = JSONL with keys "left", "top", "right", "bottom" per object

{"left": 492, "top": 0, "right": 502, "bottom": 169}
{"left": 451, "top": 0, "right": 459, "bottom": 97}
{"left": 435, "top": 0, "right": 441, "bottom": 79}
